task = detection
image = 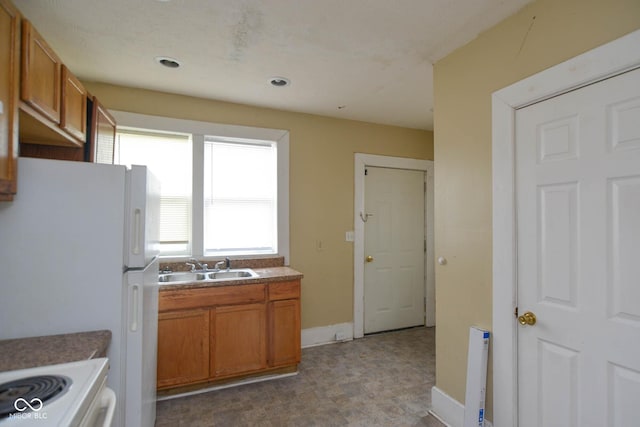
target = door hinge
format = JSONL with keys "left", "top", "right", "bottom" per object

{"left": 365, "top": 168, "right": 368, "bottom": 176}
{"left": 424, "top": 239, "right": 427, "bottom": 253}
{"left": 514, "top": 306, "right": 518, "bottom": 317}
{"left": 424, "top": 181, "right": 427, "bottom": 193}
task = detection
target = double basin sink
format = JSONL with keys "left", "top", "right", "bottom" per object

{"left": 158, "top": 268, "right": 259, "bottom": 285}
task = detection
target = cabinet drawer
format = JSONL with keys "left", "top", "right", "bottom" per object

{"left": 268, "top": 281, "right": 300, "bottom": 301}
{"left": 160, "top": 284, "right": 266, "bottom": 312}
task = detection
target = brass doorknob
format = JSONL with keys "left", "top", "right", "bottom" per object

{"left": 518, "top": 311, "right": 537, "bottom": 326}
{"left": 366, "top": 255, "right": 374, "bottom": 262}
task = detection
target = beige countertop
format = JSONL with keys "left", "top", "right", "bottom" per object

{"left": 0, "top": 330, "right": 111, "bottom": 372}
{"left": 159, "top": 266, "right": 303, "bottom": 291}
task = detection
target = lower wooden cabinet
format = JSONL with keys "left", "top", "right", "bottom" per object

{"left": 157, "top": 309, "right": 209, "bottom": 388}
{"left": 269, "top": 299, "right": 301, "bottom": 367}
{"left": 157, "top": 279, "right": 301, "bottom": 391}
{"left": 212, "top": 303, "right": 267, "bottom": 378}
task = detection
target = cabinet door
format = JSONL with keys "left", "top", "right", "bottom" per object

{"left": 21, "top": 20, "right": 61, "bottom": 124}
{"left": 269, "top": 299, "right": 301, "bottom": 367}
{"left": 60, "top": 65, "right": 86, "bottom": 143}
{"left": 212, "top": 303, "right": 267, "bottom": 378}
{"left": 87, "top": 96, "right": 115, "bottom": 163}
{"left": 157, "top": 309, "right": 209, "bottom": 389}
{"left": 0, "top": 0, "right": 19, "bottom": 201}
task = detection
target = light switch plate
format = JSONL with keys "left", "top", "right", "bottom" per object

{"left": 345, "top": 231, "right": 355, "bottom": 242}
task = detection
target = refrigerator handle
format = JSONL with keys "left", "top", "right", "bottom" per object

{"left": 130, "top": 284, "right": 140, "bottom": 332}
{"left": 132, "top": 208, "right": 142, "bottom": 255}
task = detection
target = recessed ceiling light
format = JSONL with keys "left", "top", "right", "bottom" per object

{"left": 269, "top": 77, "right": 290, "bottom": 87}
{"left": 155, "top": 56, "right": 181, "bottom": 68}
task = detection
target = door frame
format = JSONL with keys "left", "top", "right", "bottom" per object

{"left": 353, "top": 153, "right": 434, "bottom": 339}
{"left": 492, "top": 29, "right": 640, "bottom": 427}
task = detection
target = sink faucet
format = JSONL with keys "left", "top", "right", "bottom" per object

{"left": 187, "top": 258, "right": 208, "bottom": 272}
{"left": 214, "top": 257, "right": 231, "bottom": 271}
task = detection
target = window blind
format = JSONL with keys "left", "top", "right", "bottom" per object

{"left": 203, "top": 138, "right": 277, "bottom": 254}
{"left": 115, "top": 128, "right": 192, "bottom": 255}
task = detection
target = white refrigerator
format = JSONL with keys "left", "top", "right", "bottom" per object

{"left": 0, "top": 157, "right": 160, "bottom": 427}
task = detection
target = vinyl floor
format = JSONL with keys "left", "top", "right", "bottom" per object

{"left": 155, "top": 326, "right": 444, "bottom": 427}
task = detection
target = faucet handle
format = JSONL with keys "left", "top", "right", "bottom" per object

{"left": 185, "top": 262, "right": 196, "bottom": 272}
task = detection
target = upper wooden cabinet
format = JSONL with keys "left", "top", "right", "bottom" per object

{"left": 61, "top": 65, "right": 87, "bottom": 143}
{"left": 0, "top": 0, "right": 20, "bottom": 201}
{"left": 19, "top": 19, "right": 89, "bottom": 148}
{"left": 1, "top": 0, "right": 118, "bottom": 198}
{"left": 21, "top": 19, "right": 61, "bottom": 124}
{"left": 87, "top": 96, "right": 115, "bottom": 164}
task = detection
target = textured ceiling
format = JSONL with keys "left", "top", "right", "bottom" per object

{"left": 14, "top": 0, "right": 531, "bottom": 130}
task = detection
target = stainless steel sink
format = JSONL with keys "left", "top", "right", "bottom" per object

{"left": 207, "top": 270, "right": 257, "bottom": 280}
{"left": 158, "top": 272, "right": 208, "bottom": 283}
{"left": 158, "top": 268, "right": 258, "bottom": 284}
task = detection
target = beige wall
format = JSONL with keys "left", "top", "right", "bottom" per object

{"left": 83, "top": 82, "right": 433, "bottom": 330}
{"left": 433, "top": 0, "right": 640, "bottom": 419}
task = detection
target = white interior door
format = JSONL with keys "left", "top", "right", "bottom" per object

{"left": 515, "top": 67, "right": 640, "bottom": 427}
{"left": 364, "top": 166, "right": 425, "bottom": 334}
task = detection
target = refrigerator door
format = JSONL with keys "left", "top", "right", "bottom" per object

{"left": 123, "top": 257, "right": 159, "bottom": 427}
{"left": 124, "top": 165, "right": 161, "bottom": 269}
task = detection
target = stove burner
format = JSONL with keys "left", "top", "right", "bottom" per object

{"left": 0, "top": 375, "right": 70, "bottom": 418}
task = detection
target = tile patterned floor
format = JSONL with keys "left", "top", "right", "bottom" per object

{"left": 156, "top": 327, "right": 444, "bottom": 426}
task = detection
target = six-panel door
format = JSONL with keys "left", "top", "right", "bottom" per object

{"left": 516, "top": 68, "right": 640, "bottom": 427}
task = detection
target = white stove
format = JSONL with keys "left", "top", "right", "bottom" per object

{"left": 0, "top": 358, "right": 115, "bottom": 427}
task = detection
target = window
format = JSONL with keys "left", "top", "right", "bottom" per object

{"left": 112, "top": 111, "right": 290, "bottom": 262}
{"left": 203, "top": 138, "right": 278, "bottom": 255}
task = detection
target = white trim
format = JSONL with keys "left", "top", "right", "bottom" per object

{"left": 156, "top": 371, "right": 298, "bottom": 402}
{"left": 301, "top": 322, "right": 354, "bottom": 348}
{"left": 425, "top": 162, "right": 436, "bottom": 327}
{"left": 491, "top": 29, "right": 640, "bottom": 427}
{"left": 430, "top": 386, "right": 494, "bottom": 427}
{"left": 111, "top": 111, "right": 291, "bottom": 264}
{"left": 353, "top": 154, "right": 434, "bottom": 338}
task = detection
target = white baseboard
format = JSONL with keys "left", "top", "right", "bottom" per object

{"left": 156, "top": 371, "right": 298, "bottom": 402}
{"left": 431, "top": 386, "right": 492, "bottom": 427}
{"left": 301, "top": 322, "right": 353, "bottom": 348}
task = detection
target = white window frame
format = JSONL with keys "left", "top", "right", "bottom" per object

{"left": 112, "top": 111, "right": 290, "bottom": 264}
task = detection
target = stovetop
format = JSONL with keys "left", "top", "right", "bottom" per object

{"left": 0, "top": 358, "right": 108, "bottom": 426}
